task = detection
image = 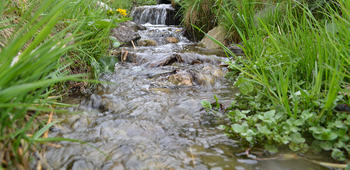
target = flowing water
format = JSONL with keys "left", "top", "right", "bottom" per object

{"left": 45, "top": 4, "right": 334, "bottom": 170}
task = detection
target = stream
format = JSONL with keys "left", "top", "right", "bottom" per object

{"left": 45, "top": 4, "right": 333, "bottom": 170}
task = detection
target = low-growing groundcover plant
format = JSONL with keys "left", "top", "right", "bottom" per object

{"left": 201, "top": 0, "right": 350, "bottom": 162}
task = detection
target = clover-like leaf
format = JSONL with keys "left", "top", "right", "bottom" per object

{"left": 201, "top": 100, "right": 212, "bottom": 111}
{"left": 311, "top": 140, "right": 323, "bottom": 152}
{"left": 320, "top": 141, "right": 333, "bottom": 151}
{"left": 300, "top": 110, "right": 313, "bottom": 121}
{"left": 99, "top": 56, "right": 118, "bottom": 73}
{"left": 293, "top": 119, "right": 304, "bottom": 126}
{"left": 313, "top": 131, "right": 338, "bottom": 141}
{"left": 309, "top": 126, "right": 325, "bottom": 134}
{"left": 109, "top": 36, "right": 121, "bottom": 48}
{"left": 265, "top": 144, "right": 279, "bottom": 153}
{"left": 232, "top": 124, "right": 244, "bottom": 133}
{"left": 264, "top": 110, "right": 275, "bottom": 118}
{"left": 238, "top": 80, "right": 254, "bottom": 95}
{"left": 219, "top": 125, "right": 226, "bottom": 130}
{"left": 257, "top": 124, "right": 271, "bottom": 135}
{"left": 290, "top": 132, "right": 305, "bottom": 144}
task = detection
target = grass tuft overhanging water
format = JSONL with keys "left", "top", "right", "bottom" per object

{"left": 199, "top": 0, "right": 350, "bottom": 162}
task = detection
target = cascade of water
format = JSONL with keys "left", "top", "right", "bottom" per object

{"left": 131, "top": 4, "right": 174, "bottom": 25}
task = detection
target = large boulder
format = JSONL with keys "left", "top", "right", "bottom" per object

{"left": 110, "top": 25, "right": 141, "bottom": 45}
{"left": 198, "top": 26, "right": 227, "bottom": 50}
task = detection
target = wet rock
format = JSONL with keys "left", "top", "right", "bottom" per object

{"left": 202, "top": 65, "right": 225, "bottom": 77}
{"left": 137, "top": 39, "right": 157, "bottom": 46}
{"left": 146, "top": 55, "right": 177, "bottom": 68}
{"left": 110, "top": 25, "right": 141, "bottom": 45}
{"left": 166, "top": 37, "right": 179, "bottom": 43}
{"left": 168, "top": 70, "right": 193, "bottom": 86}
{"left": 199, "top": 26, "right": 227, "bottom": 50}
{"left": 194, "top": 73, "right": 215, "bottom": 85}
{"left": 120, "top": 21, "right": 146, "bottom": 32}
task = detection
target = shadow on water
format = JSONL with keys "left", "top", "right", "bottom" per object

{"left": 46, "top": 4, "right": 334, "bottom": 170}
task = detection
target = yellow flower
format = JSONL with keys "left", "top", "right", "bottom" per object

{"left": 116, "top": 8, "right": 127, "bottom": 16}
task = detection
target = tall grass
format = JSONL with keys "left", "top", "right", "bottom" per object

{"left": 179, "top": 0, "right": 218, "bottom": 41}
{"left": 224, "top": 0, "right": 349, "bottom": 119}
{"left": 0, "top": 0, "right": 117, "bottom": 168}
{"left": 200, "top": 0, "right": 350, "bottom": 160}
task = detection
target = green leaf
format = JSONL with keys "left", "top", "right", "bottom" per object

{"left": 311, "top": 140, "right": 323, "bottom": 152}
{"left": 275, "top": 112, "right": 284, "bottom": 120}
{"left": 201, "top": 100, "right": 212, "bottom": 110}
{"left": 264, "top": 110, "right": 275, "bottom": 118}
{"left": 275, "top": 105, "right": 287, "bottom": 114}
{"left": 99, "top": 56, "right": 118, "bottom": 73}
{"left": 290, "top": 132, "right": 305, "bottom": 144}
{"left": 93, "top": 19, "right": 118, "bottom": 29}
{"left": 300, "top": 110, "right": 313, "bottom": 121}
{"left": 219, "top": 125, "right": 226, "bottom": 130}
{"left": 238, "top": 80, "right": 254, "bottom": 95}
{"left": 109, "top": 36, "right": 121, "bottom": 48}
{"left": 313, "top": 131, "right": 338, "bottom": 141}
{"left": 281, "top": 135, "right": 291, "bottom": 144}
{"left": 293, "top": 119, "right": 304, "bottom": 126}
{"left": 333, "top": 120, "right": 346, "bottom": 129}
{"left": 257, "top": 124, "right": 271, "bottom": 135}
{"left": 309, "top": 126, "right": 325, "bottom": 134}
{"left": 232, "top": 124, "right": 244, "bottom": 133}
{"left": 332, "top": 148, "right": 346, "bottom": 161}
{"left": 265, "top": 144, "right": 279, "bottom": 153}
{"left": 213, "top": 94, "right": 220, "bottom": 110}
{"left": 320, "top": 141, "right": 333, "bottom": 151}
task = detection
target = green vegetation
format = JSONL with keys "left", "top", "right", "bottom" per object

{"left": 200, "top": 0, "right": 350, "bottom": 161}
{"left": 177, "top": 0, "right": 218, "bottom": 41}
{"left": 0, "top": 0, "right": 151, "bottom": 168}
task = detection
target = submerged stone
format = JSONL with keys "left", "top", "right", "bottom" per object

{"left": 137, "top": 39, "right": 158, "bottom": 46}
{"left": 166, "top": 37, "right": 179, "bottom": 43}
{"left": 168, "top": 70, "right": 193, "bottom": 86}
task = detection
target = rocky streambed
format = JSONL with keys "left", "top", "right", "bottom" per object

{"left": 45, "top": 4, "right": 333, "bottom": 170}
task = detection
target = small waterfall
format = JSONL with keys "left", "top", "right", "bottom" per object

{"left": 131, "top": 4, "right": 174, "bottom": 25}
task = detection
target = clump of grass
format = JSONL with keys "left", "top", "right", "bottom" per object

{"left": 0, "top": 0, "right": 85, "bottom": 168}
{"left": 201, "top": 0, "right": 350, "bottom": 161}
{"left": 179, "top": 0, "right": 218, "bottom": 41}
